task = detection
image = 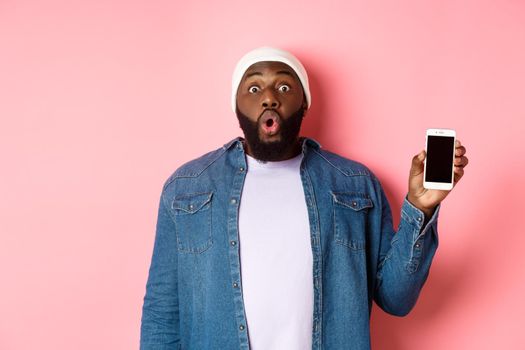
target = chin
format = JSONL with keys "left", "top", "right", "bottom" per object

{"left": 259, "top": 134, "right": 282, "bottom": 143}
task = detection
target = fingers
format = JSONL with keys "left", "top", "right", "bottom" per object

{"left": 455, "top": 146, "right": 466, "bottom": 156}
{"left": 454, "top": 139, "right": 468, "bottom": 169}
{"left": 412, "top": 150, "right": 425, "bottom": 164}
{"left": 453, "top": 166, "right": 464, "bottom": 184}
{"left": 454, "top": 155, "right": 469, "bottom": 167}
{"left": 453, "top": 139, "right": 468, "bottom": 185}
{"left": 410, "top": 150, "right": 425, "bottom": 176}
{"left": 455, "top": 139, "right": 466, "bottom": 156}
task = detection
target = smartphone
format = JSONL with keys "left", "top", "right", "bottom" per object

{"left": 423, "top": 128, "right": 456, "bottom": 190}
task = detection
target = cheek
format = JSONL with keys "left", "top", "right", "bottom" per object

{"left": 237, "top": 98, "right": 259, "bottom": 120}
{"left": 282, "top": 95, "right": 303, "bottom": 114}
{"left": 285, "top": 88, "right": 304, "bottom": 105}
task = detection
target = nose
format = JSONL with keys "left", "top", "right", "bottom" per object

{"left": 261, "top": 90, "right": 280, "bottom": 109}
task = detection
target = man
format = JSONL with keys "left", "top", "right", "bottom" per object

{"left": 140, "top": 47, "right": 468, "bottom": 350}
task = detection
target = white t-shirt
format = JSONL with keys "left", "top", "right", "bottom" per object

{"left": 238, "top": 152, "right": 313, "bottom": 350}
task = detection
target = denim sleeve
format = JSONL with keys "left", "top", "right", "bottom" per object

{"left": 372, "top": 179, "right": 440, "bottom": 316}
{"left": 140, "top": 192, "right": 181, "bottom": 349}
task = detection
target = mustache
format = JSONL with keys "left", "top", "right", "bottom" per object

{"left": 259, "top": 109, "right": 281, "bottom": 119}
{"left": 235, "top": 105, "right": 305, "bottom": 161}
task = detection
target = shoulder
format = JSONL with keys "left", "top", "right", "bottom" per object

{"left": 311, "top": 148, "right": 375, "bottom": 178}
{"left": 162, "top": 139, "right": 238, "bottom": 191}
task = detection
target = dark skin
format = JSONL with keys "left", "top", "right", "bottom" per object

{"left": 236, "top": 61, "right": 469, "bottom": 218}
{"left": 236, "top": 61, "right": 307, "bottom": 161}
{"left": 407, "top": 141, "right": 468, "bottom": 218}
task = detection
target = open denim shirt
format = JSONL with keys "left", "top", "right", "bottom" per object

{"left": 140, "top": 137, "right": 440, "bottom": 350}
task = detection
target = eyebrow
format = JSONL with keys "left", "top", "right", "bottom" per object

{"left": 245, "top": 70, "right": 294, "bottom": 79}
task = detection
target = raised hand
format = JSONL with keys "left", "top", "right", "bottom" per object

{"left": 407, "top": 140, "right": 469, "bottom": 218}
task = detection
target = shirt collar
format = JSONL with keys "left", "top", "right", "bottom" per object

{"left": 222, "top": 136, "right": 321, "bottom": 152}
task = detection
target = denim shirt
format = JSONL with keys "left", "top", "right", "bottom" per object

{"left": 140, "top": 137, "right": 440, "bottom": 350}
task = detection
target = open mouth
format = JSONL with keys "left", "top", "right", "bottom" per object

{"left": 260, "top": 110, "right": 281, "bottom": 135}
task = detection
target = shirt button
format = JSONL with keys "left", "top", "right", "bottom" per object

{"left": 239, "top": 325, "right": 245, "bottom": 331}
{"left": 239, "top": 167, "right": 244, "bottom": 172}
{"left": 233, "top": 282, "right": 238, "bottom": 288}
{"left": 352, "top": 201, "right": 357, "bottom": 207}
{"left": 231, "top": 198, "right": 237, "bottom": 204}
{"left": 230, "top": 240, "right": 237, "bottom": 246}
{"left": 415, "top": 243, "right": 421, "bottom": 248}
{"left": 188, "top": 204, "right": 194, "bottom": 210}
{"left": 417, "top": 217, "right": 422, "bottom": 222}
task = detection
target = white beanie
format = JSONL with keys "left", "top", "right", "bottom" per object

{"left": 231, "top": 46, "right": 311, "bottom": 113}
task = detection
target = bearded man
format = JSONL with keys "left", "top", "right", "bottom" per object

{"left": 140, "top": 47, "right": 469, "bottom": 350}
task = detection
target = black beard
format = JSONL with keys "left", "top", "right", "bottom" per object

{"left": 236, "top": 106, "right": 305, "bottom": 162}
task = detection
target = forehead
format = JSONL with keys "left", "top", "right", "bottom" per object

{"left": 242, "top": 61, "right": 300, "bottom": 81}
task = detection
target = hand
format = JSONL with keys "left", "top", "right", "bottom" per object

{"left": 407, "top": 140, "right": 469, "bottom": 218}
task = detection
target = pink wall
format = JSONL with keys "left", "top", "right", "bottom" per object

{"left": 1, "top": 0, "right": 524, "bottom": 349}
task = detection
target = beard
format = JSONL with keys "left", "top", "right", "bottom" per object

{"left": 236, "top": 105, "right": 306, "bottom": 162}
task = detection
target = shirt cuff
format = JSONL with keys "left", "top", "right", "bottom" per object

{"left": 400, "top": 196, "right": 440, "bottom": 242}
{"left": 400, "top": 197, "right": 440, "bottom": 274}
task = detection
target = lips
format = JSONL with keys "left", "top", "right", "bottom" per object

{"left": 259, "top": 110, "right": 281, "bottom": 136}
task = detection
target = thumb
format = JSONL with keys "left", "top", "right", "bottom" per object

{"left": 410, "top": 150, "right": 425, "bottom": 176}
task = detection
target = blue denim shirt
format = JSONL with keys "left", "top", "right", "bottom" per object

{"left": 140, "top": 137, "right": 440, "bottom": 350}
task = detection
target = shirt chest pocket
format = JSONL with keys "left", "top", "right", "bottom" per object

{"left": 331, "top": 192, "right": 373, "bottom": 251}
{"left": 171, "top": 192, "right": 214, "bottom": 254}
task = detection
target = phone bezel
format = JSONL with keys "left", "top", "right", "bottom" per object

{"left": 423, "top": 128, "right": 456, "bottom": 190}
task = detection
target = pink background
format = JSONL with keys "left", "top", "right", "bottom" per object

{"left": 1, "top": 0, "right": 524, "bottom": 349}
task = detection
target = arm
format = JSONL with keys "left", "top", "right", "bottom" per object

{"left": 372, "top": 184, "right": 440, "bottom": 316}
{"left": 140, "top": 192, "right": 181, "bottom": 349}
{"left": 373, "top": 140, "right": 468, "bottom": 316}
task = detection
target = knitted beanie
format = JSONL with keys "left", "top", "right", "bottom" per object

{"left": 231, "top": 46, "right": 311, "bottom": 113}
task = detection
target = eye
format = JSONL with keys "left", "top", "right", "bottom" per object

{"left": 248, "top": 86, "right": 260, "bottom": 93}
{"left": 278, "top": 84, "right": 290, "bottom": 93}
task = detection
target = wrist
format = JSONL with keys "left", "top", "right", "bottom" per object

{"left": 421, "top": 207, "right": 436, "bottom": 221}
{"left": 407, "top": 195, "right": 435, "bottom": 219}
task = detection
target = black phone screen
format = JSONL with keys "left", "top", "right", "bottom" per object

{"left": 425, "top": 136, "right": 455, "bottom": 183}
